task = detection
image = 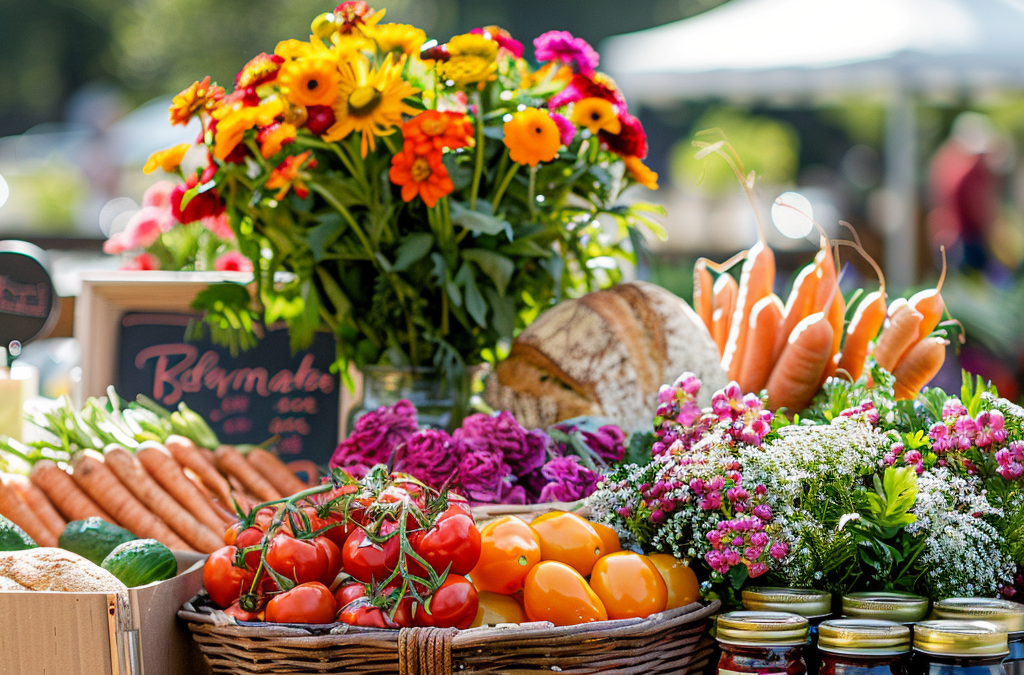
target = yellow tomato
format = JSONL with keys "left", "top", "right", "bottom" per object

{"left": 589, "top": 521, "right": 621, "bottom": 555}
{"left": 524, "top": 561, "right": 608, "bottom": 626}
{"left": 589, "top": 552, "right": 668, "bottom": 620}
{"left": 648, "top": 554, "right": 700, "bottom": 610}
{"left": 530, "top": 511, "right": 605, "bottom": 576}
{"left": 469, "top": 516, "right": 541, "bottom": 594}
{"left": 470, "top": 591, "right": 526, "bottom": 627}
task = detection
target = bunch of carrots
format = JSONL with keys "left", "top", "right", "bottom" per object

{"left": 0, "top": 392, "right": 312, "bottom": 552}
{"left": 692, "top": 140, "right": 954, "bottom": 412}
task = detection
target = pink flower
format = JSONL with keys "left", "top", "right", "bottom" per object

{"left": 750, "top": 562, "right": 769, "bottom": 577}
{"left": 214, "top": 251, "right": 253, "bottom": 273}
{"left": 549, "top": 112, "right": 576, "bottom": 146}
{"left": 143, "top": 181, "right": 177, "bottom": 210}
{"left": 122, "top": 207, "right": 165, "bottom": 248}
{"left": 469, "top": 26, "right": 524, "bottom": 58}
{"left": 103, "top": 233, "right": 129, "bottom": 255}
{"left": 534, "top": 31, "right": 599, "bottom": 75}
{"left": 120, "top": 252, "right": 159, "bottom": 271}
{"left": 203, "top": 212, "right": 235, "bottom": 240}
{"left": 769, "top": 542, "right": 789, "bottom": 559}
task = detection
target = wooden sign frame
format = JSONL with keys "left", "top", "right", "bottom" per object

{"left": 75, "top": 271, "right": 358, "bottom": 443}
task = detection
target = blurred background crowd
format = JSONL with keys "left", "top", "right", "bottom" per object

{"left": 2, "top": 0, "right": 1023, "bottom": 399}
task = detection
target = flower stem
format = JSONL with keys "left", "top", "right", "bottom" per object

{"left": 588, "top": 134, "right": 600, "bottom": 164}
{"left": 381, "top": 132, "right": 399, "bottom": 155}
{"left": 469, "top": 91, "right": 485, "bottom": 211}
{"left": 491, "top": 162, "right": 521, "bottom": 213}
{"left": 527, "top": 165, "right": 538, "bottom": 217}
{"left": 309, "top": 182, "right": 375, "bottom": 260}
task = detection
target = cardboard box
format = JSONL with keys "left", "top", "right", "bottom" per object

{"left": 0, "top": 552, "right": 210, "bottom": 675}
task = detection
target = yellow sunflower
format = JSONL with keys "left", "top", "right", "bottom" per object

{"left": 438, "top": 34, "right": 497, "bottom": 88}
{"left": 324, "top": 53, "right": 418, "bottom": 157}
{"left": 143, "top": 143, "right": 191, "bottom": 174}
{"left": 279, "top": 57, "right": 340, "bottom": 107}
{"left": 572, "top": 97, "right": 621, "bottom": 135}
{"left": 369, "top": 23, "right": 426, "bottom": 57}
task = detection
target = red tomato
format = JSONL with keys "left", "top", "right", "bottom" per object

{"left": 203, "top": 546, "right": 256, "bottom": 608}
{"left": 342, "top": 526, "right": 399, "bottom": 584}
{"left": 254, "top": 507, "right": 277, "bottom": 532}
{"left": 223, "top": 522, "right": 244, "bottom": 546}
{"left": 337, "top": 598, "right": 400, "bottom": 629}
{"left": 265, "top": 582, "right": 337, "bottom": 624}
{"left": 419, "top": 575, "right": 478, "bottom": 630}
{"left": 411, "top": 513, "right": 481, "bottom": 577}
{"left": 235, "top": 526, "right": 264, "bottom": 570}
{"left": 315, "top": 536, "right": 343, "bottom": 586}
{"left": 446, "top": 493, "right": 472, "bottom": 516}
{"left": 224, "top": 600, "right": 264, "bottom": 622}
{"left": 266, "top": 535, "right": 328, "bottom": 585}
{"left": 334, "top": 581, "right": 367, "bottom": 609}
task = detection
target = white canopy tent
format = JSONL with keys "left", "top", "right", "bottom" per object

{"left": 603, "top": 0, "right": 1024, "bottom": 290}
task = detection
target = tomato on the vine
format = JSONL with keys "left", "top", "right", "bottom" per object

{"left": 266, "top": 535, "right": 328, "bottom": 585}
{"left": 204, "top": 546, "right": 256, "bottom": 608}
{"left": 314, "top": 536, "right": 343, "bottom": 586}
{"left": 589, "top": 552, "right": 667, "bottom": 620}
{"left": 265, "top": 582, "right": 337, "bottom": 624}
{"left": 334, "top": 582, "right": 367, "bottom": 609}
{"left": 411, "top": 513, "right": 481, "bottom": 577}
{"left": 418, "top": 574, "right": 478, "bottom": 630}
{"left": 223, "top": 522, "right": 244, "bottom": 546}
{"left": 337, "top": 598, "right": 399, "bottom": 628}
{"left": 235, "top": 526, "right": 264, "bottom": 570}
{"left": 523, "top": 561, "right": 607, "bottom": 626}
{"left": 530, "top": 511, "right": 605, "bottom": 577}
{"left": 224, "top": 600, "right": 264, "bottom": 622}
{"left": 342, "top": 524, "right": 400, "bottom": 584}
{"left": 469, "top": 516, "right": 541, "bottom": 594}
{"left": 253, "top": 507, "right": 277, "bottom": 532}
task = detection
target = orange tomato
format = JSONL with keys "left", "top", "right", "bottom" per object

{"left": 530, "top": 511, "right": 605, "bottom": 576}
{"left": 648, "top": 554, "right": 700, "bottom": 610}
{"left": 589, "top": 521, "right": 621, "bottom": 555}
{"left": 589, "top": 552, "right": 668, "bottom": 620}
{"left": 469, "top": 516, "right": 541, "bottom": 594}
{"left": 523, "top": 561, "right": 608, "bottom": 626}
{"left": 470, "top": 591, "right": 527, "bottom": 627}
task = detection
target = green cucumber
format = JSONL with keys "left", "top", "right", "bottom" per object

{"left": 59, "top": 518, "right": 137, "bottom": 565}
{"left": 0, "top": 515, "right": 37, "bottom": 551}
{"left": 101, "top": 539, "right": 177, "bottom": 587}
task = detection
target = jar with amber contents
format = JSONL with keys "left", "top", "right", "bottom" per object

{"left": 933, "top": 599, "right": 1024, "bottom": 675}
{"left": 912, "top": 620, "right": 1008, "bottom": 675}
{"left": 716, "top": 611, "right": 809, "bottom": 675}
{"left": 818, "top": 619, "right": 911, "bottom": 675}
{"left": 744, "top": 587, "right": 833, "bottom": 673}
{"left": 843, "top": 592, "right": 931, "bottom": 625}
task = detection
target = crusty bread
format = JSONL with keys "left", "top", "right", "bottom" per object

{"left": 485, "top": 281, "right": 727, "bottom": 432}
{"left": 0, "top": 548, "right": 127, "bottom": 592}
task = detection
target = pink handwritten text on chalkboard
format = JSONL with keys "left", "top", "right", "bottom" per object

{"left": 135, "top": 344, "right": 335, "bottom": 405}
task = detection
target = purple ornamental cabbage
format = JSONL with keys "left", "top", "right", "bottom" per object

{"left": 329, "top": 399, "right": 418, "bottom": 474}
{"left": 455, "top": 411, "right": 546, "bottom": 476}
{"left": 393, "top": 428, "right": 463, "bottom": 487}
{"left": 537, "top": 456, "right": 602, "bottom": 503}
{"left": 454, "top": 449, "right": 513, "bottom": 503}
{"left": 582, "top": 425, "right": 627, "bottom": 465}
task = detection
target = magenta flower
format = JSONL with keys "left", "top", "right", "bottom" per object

{"left": 582, "top": 425, "right": 627, "bottom": 465}
{"left": 534, "top": 30, "right": 599, "bottom": 75}
{"left": 455, "top": 449, "right": 512, "bottom": 503}
{"left": 393, "top": 428, "right": 463, "bottom": 486}
{"left": 329, "top": 399, "right": 418, "bottom": 470}
{"left": 455, "top": 411, "right": 540, "bottom": 474}
{"left": 549, "top": 112, "right": 577, "bottom": 146}
{"left": 769, "top": 542, "right": 790, "bottom": 559}
{"left": 469, "top": 26, "right": 524, "bottom": 58}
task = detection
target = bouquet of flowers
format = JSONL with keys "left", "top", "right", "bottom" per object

{"left": 329, "top": 400, "right": 627, "bottom": 505}
{"left": 135, "top": 2, "right": 663, "bottom": 378}
{"left": 587, "top": 370, "right": 1024, "bottom": 603}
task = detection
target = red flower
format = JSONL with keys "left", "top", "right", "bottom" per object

{"left": 266, "top": 151, "right": 317, "bottom": 200}
{"left": 548, "top": 73, "right": 626, "bottom": 110}
{"left": 171, "top": 166, "right": 225, "bottom": 223}
{"left": 600, "top": 112, "right": 648, "bottom": 159}
{"left": 389, "top": 149, "right": 453, "bottom": 208}
{"left": 305, "top": 105, "right": 336, "bottom": 136}
{"left": 401, "top": 111, "right": 473, "bottom": 154}
{"left": 222, "top": 87, "right": 261, "bottom": 108}
{"left": 235, "top": 53, "right": 284, "bottom": 90}
{"left": 120, "top": 253, "right": 160, "bottom": 271}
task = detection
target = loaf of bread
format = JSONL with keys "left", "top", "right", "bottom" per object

{"left": 0, "top": 548, "right": 127, "bottom": 592}
{"left": 485, "top": 281, "right": 727, "bottom": 432}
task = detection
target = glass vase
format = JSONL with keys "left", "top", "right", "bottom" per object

{"left": 348, "top": 365, "right": 470, "bottom": 433}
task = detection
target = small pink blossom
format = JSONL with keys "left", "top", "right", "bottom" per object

{"left": 214, "top": 251, "right": 253, "bottom": 273}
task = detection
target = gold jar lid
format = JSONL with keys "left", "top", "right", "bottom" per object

{"left": 933, "top": 598, "right": 1024, "bottom": 634}
{"left": 818, "top": 619, "right": 912, "bottom": 655}
{"left": 842, "top": 591, "right": 930, "bottom": 624}
{"left": 742, "top": 587, "right": 832, "bottom": 618}
{"left": 716, "top": 611, "right": 809, "bottom": 647}
{"left": 914, "top": 620, "right": 1008, "bottom": 657}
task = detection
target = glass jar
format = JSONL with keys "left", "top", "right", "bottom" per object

{"left": 716, "top": 611, "right": 809, "bottom": 675}
{"left": 843, "top": 592, "right": 931, "bottom": 625}
{"left": 744, "top": 587, "right": 833, "bottom": 674}
{"left": 932, "top": 599, "right": 1024, "bottom": 675}
{"left": 912, "top": 620, "right": 1008, "bottom": 675}
{"left": 348, "top": 365, "right": 471, "bottom": 432}
{"left": 818, "top": 618, "right": 911, "bottom": 675}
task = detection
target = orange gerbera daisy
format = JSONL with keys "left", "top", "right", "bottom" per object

{"left": 257, "top": 122, "right": 297, "bottom": 158}
{"left": 236, "top": 52, "right": 284, "bottom": 89}
{"left": 503, "top": 108, "right": 560, "bottom": 166}
{"left": 389, "top": 149, "right": 453, "bottom": 208}
{"left": 279, "top": 57, "right": 340, "bottom": 108}
{"left": 401, "top": 111, "right": 473, "bottom": 154}
{"left": 211, "top": 97, "right": 285, "bottom": 161}
{"left": 571, "top": 97, "right": 621, "bottom": 135}
{"left": 143, "top": 143, "right": 191, "bottom": 174}
{"left": 623, "top": 156, "right": 658, "bottom": 190}
{"left": 265, "top": 151, "right": 317, "bottom": 200}
{"left": 169, "top": 77, "right": 225, "bottom": 126}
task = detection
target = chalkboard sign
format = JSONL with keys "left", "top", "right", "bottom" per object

{"left": 116, "top": 311, "right": 339, "bottom": 465}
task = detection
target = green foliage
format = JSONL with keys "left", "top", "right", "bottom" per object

{"left": 862, "top": 467, "right": 918, "bottom": 530}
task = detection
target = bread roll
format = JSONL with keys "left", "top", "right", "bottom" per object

{"left": 485, "top": 281, "right": 726, "bottom": 432}
{"left": 0, "top": 548, "right": 127, "bottom": 593}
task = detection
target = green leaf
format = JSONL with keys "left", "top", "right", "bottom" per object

{"left": 455, "top": 263, "right": 487, "bottom": 327}
{"left": 393, "top": 233, "right": 434, "bottom": 271}
{"left": 305, "top": 213, "right": 346, "bottom": 262}
{"left": 442, "top": 154, "right": 474, "bottom": 191}
{"left": 462, "top": 249, "right": 514, "bottom": 296}
{"left": 483, "top": 287, "right": 514, "bottom": 339}
{"left": 623, "top": 432, "right": 656, "bottom": 467}
{"left": 449, "top": 200, "right": 511, "bottom": 237}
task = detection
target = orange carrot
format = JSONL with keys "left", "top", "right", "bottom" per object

{"left": 71, "top": 453, "right": 193, "bottom": 551}
{"left": 838, "top": 290, "right": 888, "bottom": 381}
{"left": 4, "top": 473, "right": 65, "bottom": 539}
{"left": 772, "top": 261, "right": 820, "bottom": 362}
{"left": 0, "top": 476, "right": 56, "bottom": 546}
{"left": 30, "top": 460, "right": 113, "bottom": 522}
{"left": 908, "top": 247, "right": 948, "bottom": 341}
{"left": 722, "top": 241, "right": 776, "bottom": 381}
{"left": 186, "top": 471, "right": 240, "bottom": 525}
{"left": 165, "top": 434, "right": 234, "bottom": 506}
{"left": 819, "top": 290, "right": 847, "bottom": 384}
{"left": 737, "top": 294, "right": 783, "bottom": 394}
{"left": 811, "top": 238, "right": 837, "bottom": 314}
{"left": 247, "top": 448, "right": 309, "bottom": 498}
{"left": 873, "top": 304, "right": 924, "bottom": 373}
{"left": 693, "top": 259, "right": 715, "bottom": 334}
{"left": 711, "top": 274, "right": 738, "bottom": 357}
{"left": 766, "top": 309, "right": 835, "bottom": 412}
{"left": 137, "top": 442, "right": 230, "bottom": 533}
{"left": 215, "top": 445, "right": 282, "bottom": 502}
{"left": 104, "top": 445, "right": 223, "bottom": 553}
{"left": 893, "top": 337, "right": 948, "bottom": 400}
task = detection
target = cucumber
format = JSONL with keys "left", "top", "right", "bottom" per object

{"left": 101, "top": 539, "right": 177, "bottom": 587}
{"left": 59, "top": 518, "right": 136, "bottom": 565}
{"left": 0, "top": 515, "right": 37, "bottom": 551}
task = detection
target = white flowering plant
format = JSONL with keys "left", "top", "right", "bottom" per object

{"left": 586, "top": 368, "right": 1024, "bottom": 606}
